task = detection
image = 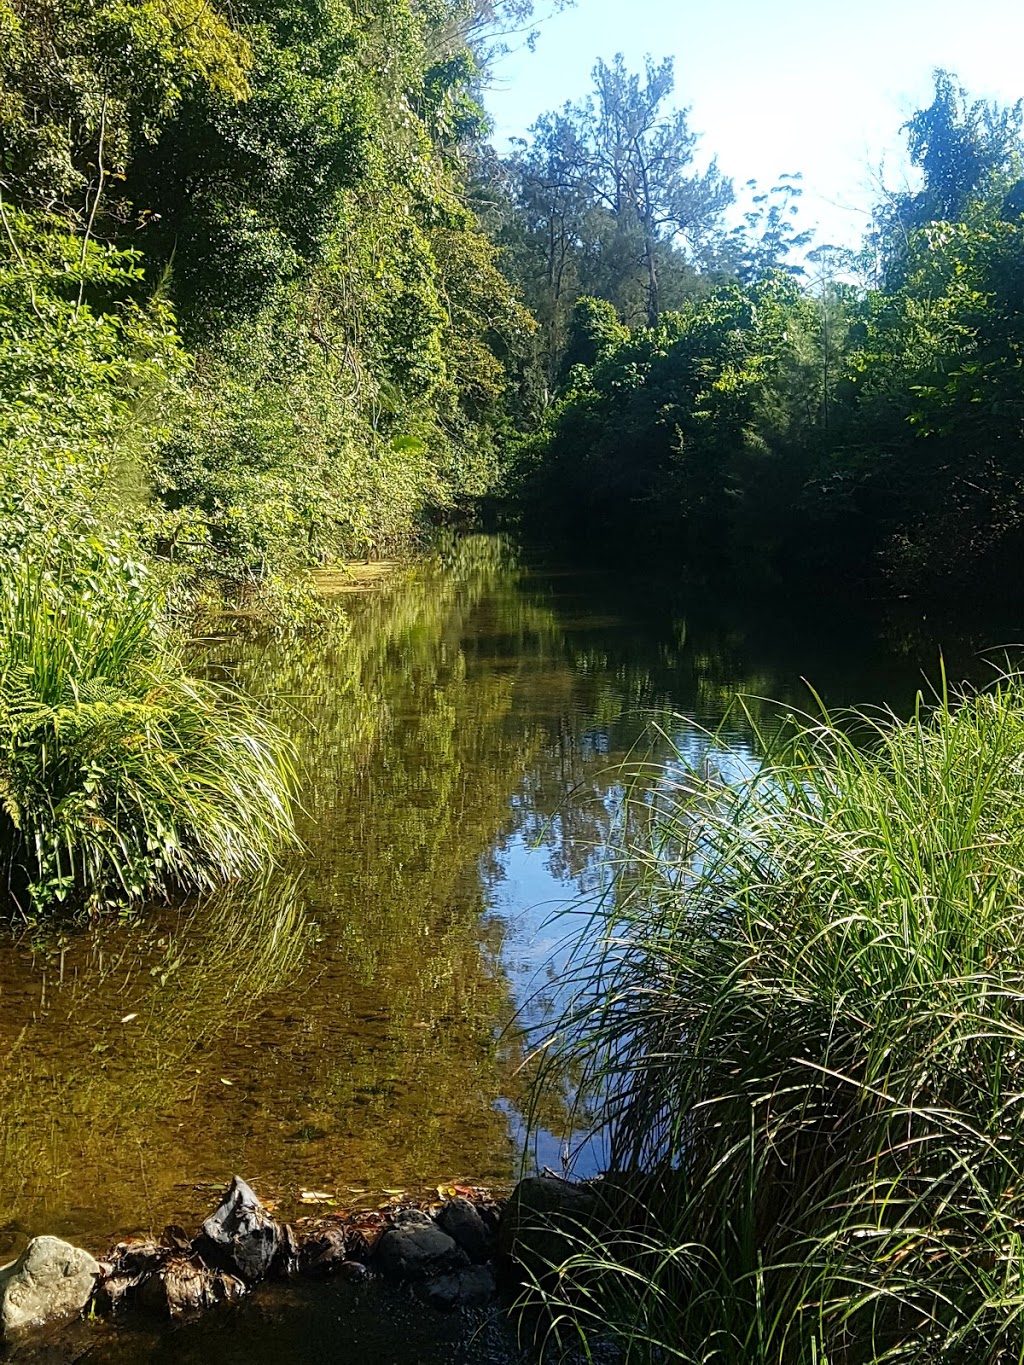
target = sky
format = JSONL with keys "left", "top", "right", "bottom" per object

{"left": 484, "top": 0, "right": 1024, "bottom": 251}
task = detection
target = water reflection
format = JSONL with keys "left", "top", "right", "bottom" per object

{"left": 1, "top": 536, "right": 1020, "bottom": 1257}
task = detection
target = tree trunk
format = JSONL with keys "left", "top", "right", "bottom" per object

{"left": 644, "top": 230, "right": 660, "bottom": 327}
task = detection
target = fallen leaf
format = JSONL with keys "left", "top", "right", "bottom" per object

{"left": 219, "top": 1077, "right": 233, "bottom": 1086}
{"left": 120, "top": 1013, "right": 138, "bottom": 1024}
{"left": 300, "top": 1191, "right": 336, "bottom": 1204}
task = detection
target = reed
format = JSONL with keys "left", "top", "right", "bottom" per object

{"left": 0, "top": 552, "right": 297, "bottom": 916}
{"left": 527, "top": 671, "right": 1024, "bottom": 1363}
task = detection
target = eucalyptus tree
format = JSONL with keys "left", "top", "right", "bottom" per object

{"left": 512, "top": 53, "right": 732, "bottom": 329}
{"left": 872, "top": 69, "right": 1024, "bottom": 277}
{"left": 562, "top": 54, "right": 732, "bottom": 324}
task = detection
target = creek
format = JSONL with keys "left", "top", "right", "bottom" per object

{"left": 0, "top": 534, "right": 1020, "bottom": 1361}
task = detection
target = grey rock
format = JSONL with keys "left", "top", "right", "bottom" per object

{"left": 0, "top": 1236, "right": 100, "bottom": 1335}
{"left": 435, "top": 1198, "right": 494, "bottom": 1263}
{"left": 416, "top": 1264, "right": 497, "bottom": 1311}
{"left": 375, "top": 1209, "right": 468, "bottom": 1281}
{"left": 198, "top": 1176, "right": 281, "bottom": 1284}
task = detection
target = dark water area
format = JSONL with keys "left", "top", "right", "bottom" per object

{"left": 1, "top": 534, "right": 1022, "bottom": 1360}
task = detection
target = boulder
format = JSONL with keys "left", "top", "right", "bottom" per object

{"left": 435, "top": 1198, "right": 494, "bottom": 1263}
{"left": 196, "top": 1176, "right": 281, "bottom": 1283}
{"left": 0, "top": 1236, "right": 100, "bottom": 1335}
{"left": 497, "top": 1176, "right": 600, "bottom": 1282}
{"left": 374, "top": 1209, "right": 468, "bottom": 1281}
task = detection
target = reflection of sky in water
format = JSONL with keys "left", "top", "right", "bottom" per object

{"left": 485, "top": 718, "right": 763, "bottom": 1178}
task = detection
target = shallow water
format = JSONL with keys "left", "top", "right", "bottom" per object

{"left": 1, "top": 536, "right": 1021, "bottom": 1324}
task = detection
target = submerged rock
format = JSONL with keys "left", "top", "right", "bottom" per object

{"left": 196, "top": 1176, "right": 281, "bottom": 1283}
{"left": 416, "top": 1264, "right": 497, "bottom": 1311}
{"left": 375, "top": 1209, "right": 468, "bottom": 1281}
{"left": 435, "top": 1197, "right": 494, "bottom": 1264}
{"left": 0, "top": 1236, "right": 100, "bottom": 1335}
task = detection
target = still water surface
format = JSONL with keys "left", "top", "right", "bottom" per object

{"left": 0, "top": 536, "right": 1020, "bottom": 1323}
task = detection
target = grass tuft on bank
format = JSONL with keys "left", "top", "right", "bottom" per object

{"left": 0, "top": 554, "right": 297, "bottom": 917}
{"left": 528, "top": 671, "right": 1024, "bottom": 1363}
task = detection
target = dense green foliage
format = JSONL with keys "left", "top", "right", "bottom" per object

{"left": 500, "top": 67, "right": 1024, "bottom": 595}
{"left": 527, "top": 674, "right": 1024, "bottom": 1362}
{"left": 0, "top": 0, "right": 537, "bottom": 912}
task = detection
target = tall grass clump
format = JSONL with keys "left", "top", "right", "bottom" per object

{"left": 0, "top": 550, "right": 297, "bottom": 916}
{"left": 527, "top": 674, "right": 1024, "bottom": 1363}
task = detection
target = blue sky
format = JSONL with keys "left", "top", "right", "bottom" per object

{"left": 484, "top": 0, "right": 1024, "bottom": 250}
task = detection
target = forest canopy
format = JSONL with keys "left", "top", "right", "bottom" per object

{"left": 497, "top": 62, "right": 1024, "bottom": 595}
{"left": 3, "top": 17, "right": 1024, "bottom": 912}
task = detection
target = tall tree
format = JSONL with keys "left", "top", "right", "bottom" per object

{"left": 873, "top": 69, "right": 1023, "bottom": 276}
{"left": 520, "top": 54, "right": 732, "bottom": 327}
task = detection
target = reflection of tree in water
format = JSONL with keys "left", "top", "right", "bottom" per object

{"left": 0, "top": 538, "right": 569, "bottom": 1246}
{"left": 1, "top": 535, "right": 1011, "bottom": 1249}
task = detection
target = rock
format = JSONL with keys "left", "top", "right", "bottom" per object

{"left": 374, "top": 1209, "right": 468, "bottom": 1281}
{"left": 498, "top": 1176, "right": 600, "bottom": 1282}
{"left": 0, "top": 1236, "right": 100, "bottom": 1335}
{"left": 417, "top": 1264, "right": 498, "bottom": 1311}
{"left": 197, "top": 1176, "right": 281, "bottom": 1284}
{"left": 300, "top": 1226, "right": 348, "bottom": 1279}
{"left": 273, "top": 1224, "right": 301, "bottom": 1278}
{"left": 435, "top": 1198, "right": 494, "bottom": 1263}
{"left": 137, "top": 1252, "right": 246, "bottom": 1318}
{"left": 94, "top": 1241, "right": 167, "bottom": 1313}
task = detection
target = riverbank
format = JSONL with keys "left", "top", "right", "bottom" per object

{"left": 0, "top": 1177, "right": 519, "bottom": 1362}
{"left": 1, "top": 1173, "right": 601, "bottom": 1361}
{"left": 4, "top": 540, "right": 1024, "bottom": 1361}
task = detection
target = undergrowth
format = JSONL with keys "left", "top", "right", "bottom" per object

{"left": 0, "top": 552, "right": 297, "bottom": 917}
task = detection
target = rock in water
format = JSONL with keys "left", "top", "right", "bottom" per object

{"left": 416, "top": 1264, "right": 497, "bottom": 1311}
{"left": 274, "top": 1223, "right": 301, "bottom": 1278}
{"left": 435, "top": 1198, "right": 494, "bottom": 1263}
{"left": 0, "top": 1236, "right": 100, "bottom": 1335}
{"left": 137, "top": 1253, "right": 246, "bottom": 1318}
{"left": 95, "top": 1241, "right": 167, "bottom": 1313}
{"left": 498, "top": 1176, "right": 600, "bottom": 1284}
{"left": 300, "top": 1226, "right": 348, "bottom": 1278}
{"left": 375, "top": 1209, "right": 468, "bottom": 1281}
{"left": 198, "top": 1176, "right": 281, "bottom": 1283}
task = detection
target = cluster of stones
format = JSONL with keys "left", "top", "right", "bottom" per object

{"left": 0, "top": 1175, "right": 510, "bottom": 1342}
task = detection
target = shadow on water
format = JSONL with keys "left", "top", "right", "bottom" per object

{"left": 1, "top": 534, "right": 1022, "bottom": 1358}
